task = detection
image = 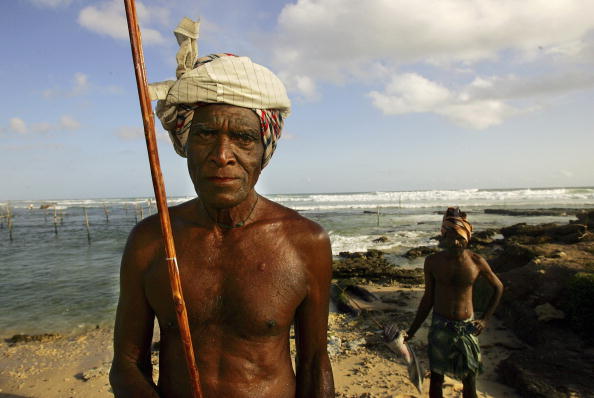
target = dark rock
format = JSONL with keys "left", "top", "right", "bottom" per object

{"left": 496, "top": 259, "right": 585, "bottom": 346}
{"left": 5, "top": 333, "right": 59, "bottom": 346}
{"left": 343, "top": 284, "right": 381, "bottom": 302}
{"left": 497, "top": 348, "right": 594, "bottom": 397}
{"left": 575, "top": 209, "right": 594, "bottom": 229}
{"left": 330, "top": 284, "right": 361, "bottom": 316}
{"left": 490, "top": 241, "right": 540, "bottom": 273}
{"left": 332, "top": 251, "right": 424, "bottom": 284}
{"left": 501, "top": 223, "right": 587, "bottom": 243}
{"left": 484, "top": 208, "right": 581, "bottom": 216}
{"left": 372, "top": 236, "right": 389, "bottom": 243}
{"left": 403, "top": 245, "right": 440, "bottom": 259}
{"left": 338, "top": 250, "right": 380, "bottom": 259}
{"left": 561, "top": 272, "right": 594, "bottom": 343}
{"left": 366, "top": 249, "right": 384, "bottom": 257}
{"left": 469, "top": 228, "right": 499, "bottom": 246}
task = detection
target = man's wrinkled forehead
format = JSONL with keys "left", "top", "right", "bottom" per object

{"left": 191, "top": 104, "right": 260, "bottom": 133}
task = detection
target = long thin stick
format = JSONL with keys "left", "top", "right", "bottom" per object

{"left": 83, "top": 207, "right": 91, "bottom": 244}
{"left": 123, "top": 2, "right": 203, "bottom": 397}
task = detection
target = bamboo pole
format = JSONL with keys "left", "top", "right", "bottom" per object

{"left": 53, "top": 206, "right": 58, "bottom": 235}
{"left": 83, "top": 207, "right": 91, "bottom": 244}
{"left": 104, "top": 204, "right": 110, "bottom": 223}
{"left": 7, "top": 207, "right": 13, "bottom": 241}
{"left": 124, "top": 2, "right": 203, "bottom": 397}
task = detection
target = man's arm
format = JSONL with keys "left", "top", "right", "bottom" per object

{"left": 472, "top": 253, "right": 504, "bottom": 335}
{"left": 109, "top": 221, "right": 161, "bottom": 398}
{"left": 293, "top": 225, "right": 335, "bottom": 398}
{"left": 406, "top": 257, "right": 435, "bottom": 339}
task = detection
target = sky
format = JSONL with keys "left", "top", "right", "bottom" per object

{"left": 1, "top": 0, "right": 593, "bottom": 200}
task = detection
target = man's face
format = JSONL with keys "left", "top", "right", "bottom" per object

{"left": 186, "top": 104, "right": 263, "bottom": 208}
{"left": 441, "top": 230, "right": 467, "bottom": 249}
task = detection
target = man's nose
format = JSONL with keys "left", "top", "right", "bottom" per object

{"left": 209, "top": 134, "right": 235, "bottom": 166}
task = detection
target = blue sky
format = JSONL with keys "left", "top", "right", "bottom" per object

{"left": 1, "top": 0, "right": 593, "bottom": 200}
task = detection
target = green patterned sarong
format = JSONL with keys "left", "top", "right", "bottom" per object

{"left": 428, "top": 313, "right": 483, "bottom": 380}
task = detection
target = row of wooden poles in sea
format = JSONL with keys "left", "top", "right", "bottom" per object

{"left": 0, "top": 199, "right": 157, "bottom": 243}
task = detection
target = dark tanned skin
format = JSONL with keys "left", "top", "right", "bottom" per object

{"left": 406, "top": 232, "right": 503, "bottom": 398}
{"left": 110, "top": 104, "right": 335, "bottom": 398}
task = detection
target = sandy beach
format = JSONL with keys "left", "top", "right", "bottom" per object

{"left": 0, "top": 282, "right": 522, "bottom": 398}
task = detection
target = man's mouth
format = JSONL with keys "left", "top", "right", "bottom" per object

{"left": 206, "top": 176, "right": 238, "bottom": 184}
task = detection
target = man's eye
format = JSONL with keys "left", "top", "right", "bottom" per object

{"left": 196, "top": 130, "right": 217, "bottom": 139}
{"left": 234, "top": 133, "right": 258, "bottom": 143}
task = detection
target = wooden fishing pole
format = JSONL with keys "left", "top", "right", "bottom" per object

{"left": 123, "top": 1, "right": 203, "bottom": 397}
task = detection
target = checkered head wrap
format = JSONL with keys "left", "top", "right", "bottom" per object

{"left": 149, "top": 18, "right": 291, "bottom": 168}
{"left": 441, "top": 207, "right": 473, "bottom": 243}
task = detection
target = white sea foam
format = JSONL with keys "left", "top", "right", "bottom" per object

{"left": 329, "top": 230, "right": 436, "bottom": 255}
{"left": 270, "top": 187, "right": 594, "bottom": 211}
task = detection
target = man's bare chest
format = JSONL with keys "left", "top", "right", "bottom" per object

{"left": 144, "top": 233, "right": 308, "bottom": 337}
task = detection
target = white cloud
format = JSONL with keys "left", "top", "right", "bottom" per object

{"left": 10, "top": 118, "right": 28, "bottom": 134}
{"left": 279, "top": 73, "right": 320, "bottom": 101}
{"left": 43, "top": 72, "right": 90, "bottom": 98}
{"left": 6, "top": 116, "right": 81, "bottom": 134}
{"left": 116, "top": 126, "right": 144, "bottom": 141}
{"left": 369, "top": 73, "right": 518, "bottom": 129}
{"left": 72, "top": 72, "right": 89, "bottom": 94}
{"left": 274, "top": 0, "right": 594, "bottom": 79}
{"left": 116, "top": 126, "right": 168, "bottom": 142}
{"left": 29, "top": 0, "right": 72, "bottom": 7}
{"left": 78, "top": 0, "right": 169, "bottom": 45}
{"left": 59, "top": 115, "right": 81, "bottom": 130}
{"left": 272, "top": 0, "right": 594, "bottom": 128}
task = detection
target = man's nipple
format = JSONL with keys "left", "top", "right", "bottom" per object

{"left": 266, "top": 319, "right": 277, "bottom": 329}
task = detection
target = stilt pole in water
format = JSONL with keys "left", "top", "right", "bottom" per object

{"left": 124, "top": 2, "right": 203, "bottom": 396}
{"left": 7, "top": 207, "right": 13, "bottom": 241}
{"left": 377, "top": 206, "right": 380, "bottom": 226}
{"left": 83, "top": 207, "right": 91, "bottom": 244}
{"left": 53, "top": 206, "right": 58, "bottom": 235}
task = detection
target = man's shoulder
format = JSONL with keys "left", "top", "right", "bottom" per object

{"left": 126, "top": 199, "right": 198, "bottom": 246}
{"left": 426, "top": 249, "right": 446, "bottom": 262}
{"left": 467, "top": 250, "right": 489, "bottom": 268}
{"left": 466, "top": 249, "right": 486, "bottom": 262}
{"left": 262, "top": 198, "right": 330, "bottom": 246}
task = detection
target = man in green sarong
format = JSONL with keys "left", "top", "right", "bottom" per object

{"left": 386, "top": 207, "right": 503, "bottom": 398}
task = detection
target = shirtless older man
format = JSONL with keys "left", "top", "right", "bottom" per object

{"left": 385, "top": 207, "right": 503, "bottom": 398}
{"left": 110, "top": 19, "right": 334, "bottom": 398}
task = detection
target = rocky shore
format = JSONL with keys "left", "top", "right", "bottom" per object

{"left": 328, "top": 209, "right": 594, "bottom": 397}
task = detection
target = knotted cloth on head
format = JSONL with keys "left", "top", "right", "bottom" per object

{"left": 148, "top": 17, "right": 291, "bottom": 168}
{"left": 441, "top": 207, "right": 473, "bottom": 243}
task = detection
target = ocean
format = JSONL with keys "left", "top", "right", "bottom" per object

{"left": 1, "top": 187, "right": 593, "bottom": 336}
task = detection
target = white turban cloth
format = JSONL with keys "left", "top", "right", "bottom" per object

{"left": 148, "top": 18, "right": 291, "bottom": 168}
